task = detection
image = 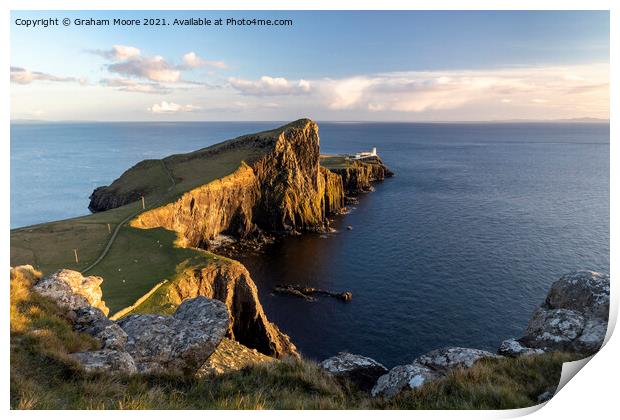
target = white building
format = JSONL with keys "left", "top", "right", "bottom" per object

{"left": 354, "top": 147, "right": 377, "bottom": 159}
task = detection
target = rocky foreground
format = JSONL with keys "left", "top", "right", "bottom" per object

{"left": 11, "top": 265, "right": 609, "bottom": 403}
{"left": 319, "top": 271, "right": 610, "bottom": 399}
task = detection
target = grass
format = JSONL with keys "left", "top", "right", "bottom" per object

{"left": 10, "top": 134, "right": 267, "bottom": 312}
{"left": 10, "top": 266, "right": 579, "bottom": 410}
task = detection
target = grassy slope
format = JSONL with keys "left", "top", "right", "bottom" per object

{"left": 10, "top": 269, "right": 576, "bottom": 409}
{"left": 10, "top": 140, "right": 262, "bottom": 313}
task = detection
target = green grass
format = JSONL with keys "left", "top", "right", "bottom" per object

{"left": 320, "top": 155, "right": 352, "bottom": 170}
{"left": 10, "top": 270, "right": 578, "bottom": 410}
{"left": 10, "top": 136, "right": 269, "bottom": 313}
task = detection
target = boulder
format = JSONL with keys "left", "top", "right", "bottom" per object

{"left": 415, "top": 347, "right": 499, "bottom": 372}
{"left": 70, "top": 350, "right": 137, "bottom": 374}
{"left": 522, "top": 308, "right": 585, "bottom": 351}
{"left": 497, "top": 338, "right": 544, "bottom": 357}
{"left": 518, "top": 271, "right": 609, "bottom": 355}
{"left": 545, "top": 271, "right": 609, "bottom": 319}
{"left": 34, "top": 269, "right": 109, "bottom": 315}
{"left": 73, "top": 306, "right": 127, "bottom": 350}
{"left": 319, "top": 352, "right": 388, "bottom": 392}
{"left": 117, "top": 297, "right": 229, "bottom": 374}
{"left": 371, "top": 363, "right": 438, "bottom": 398}
{"left": 371, "top": 347, "right": 498, "bottom": 398}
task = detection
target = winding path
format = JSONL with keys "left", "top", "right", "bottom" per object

{"left": 81, "top": 160, "right": 175, "bottom": 274}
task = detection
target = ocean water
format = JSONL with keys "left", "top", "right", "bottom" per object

{"left": 11, "top": 122, "right": 610, "bottom": 367}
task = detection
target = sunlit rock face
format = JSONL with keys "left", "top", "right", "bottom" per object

{"left": 34, "top": 269, "right": 109, "bottom": 316}
{"left": 163, "top": 260, "right": 298, "bottom": 358}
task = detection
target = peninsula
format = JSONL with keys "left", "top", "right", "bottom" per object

{"left": 10, "top": 119, "right": 608, "bottom": 409}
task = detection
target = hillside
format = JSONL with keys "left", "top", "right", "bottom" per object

{"left": 10, "top": 119, "right": 392, "bottom": 358}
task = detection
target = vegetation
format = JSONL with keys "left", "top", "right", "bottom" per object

{"left": 11, "top": 268, "right": 576, "bottom": 410}
{"left": 10, "top": 138, "right": 263, "bottom": 313}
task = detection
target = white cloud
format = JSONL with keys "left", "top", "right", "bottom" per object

{"left": 109, "top": 55, "right": 181, "bottom": 83}
{"left": 182, "top": 52, "right": 227, "bottom": 69}
{"left": 101, "top": 78, "right": 171, "bottom": 94}
{"left": 309, "top": 64, "right": 608, "bottom": 115}
{"left": 228, "top": 76, "right": 311, "bottom": 96}
{"left": 148, "top": 101, "right": 198, "bottom": 113}
{"left": 10, "top": 67, "right": 86, "bottom": 85}
{"left": 90, "top": 45, "right": 141, "bottom": 61}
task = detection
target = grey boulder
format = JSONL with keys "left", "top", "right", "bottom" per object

{"left": 371, "top": 347, "right": 498, "bottom": 398}
{"left": 73, "top": 306, "right": 127, "bottom": 350}
{"left": 117, "top": 297, "right": 230, "bottom": 374}
{"left": 319, "top": 352, "right": 388, "bottom": 392}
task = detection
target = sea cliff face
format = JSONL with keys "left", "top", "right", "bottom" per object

{"left": 85, "top": 119, "right": 392, "bottom": 359}
{"left": 161, "top": 260, "right": 297, "bottom": 358}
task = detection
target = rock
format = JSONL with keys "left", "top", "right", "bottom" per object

{"left": 497, "top": 338, "right": 544, "bottom": 357}
{"left": 70, "top": 350, "right": 137, "bottom": 374}
{"left": 346, "top": 225, "right": 353, "bottom": 230}
{"left": 545, "top": 271, "right": 609, "bottom": 319}
{"left": 34, "top": 269, "right": 109, "bottom": 315}
{"left": 372, "top": 347, "right": 498, "bottom": 398}
{"left": 371, "top": 363, "right": 438, "bottom": 398}
{"left": 537, "top": 389, "right": 555, "bottom": 403}
{"left": 117, "top": 297, "right": 229, "bottom": 374}
{"left": 73, "top": 306, "right": 127, "bottom": 350}
{"left": 197, "top": 338, "right": 274, "bottom": 377}
{"left": 159, "top": 261, "right": 298, "bottom": 358}
{"left": 340, "top": 291, "right": 353, "bottom": 301}
{"left": 415, "top": 347, "right": 500, "bottom": 373}
{"left": 518, "top": 271, "right": 609, "bottom": 355}
{"left": 319, "top": 352, "right": 388, "bottom": 392}
{"left": 576, "top": 318, "right": 608, "bottom": 354}
{"left": 522, "top": 308, "right": 585, "bottom": 351}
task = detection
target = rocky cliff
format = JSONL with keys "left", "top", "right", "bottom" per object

{"left": 329, "top": 156, "right": 394, "bottom": 196}
{"left": 97, "top": 119, "right": 390, "bottom": 247}
{"left": 155, "top": 260, "right": 297, "bottom": 358}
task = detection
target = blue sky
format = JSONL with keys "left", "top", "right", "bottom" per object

{"left": 10, "top": 10, "right": 609, "bottom": 121}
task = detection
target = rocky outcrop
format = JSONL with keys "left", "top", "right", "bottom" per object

{"left": 319, "top": 352, "right": 388, "bottom": 392}
{"left": 328, "top": 156, "right": 393, "bottom": 196}
{"left": 161, "top": 260, "right": 297, "bottom": 358}
{"left": 104, "top": 120, "right": 390, "bottom": 246}
{"left": 130, "top": 164, "right": 261, "bottom": 248}
{"left": 371, "top": 347, "right": 499, "bottom": 398}
{"left": 117, "top": 297, "right": 230, "bottom": 374}
{"left": 503, "top": 271, "right": 609, "bottom": 356}
{"left": 198, "top": 337, "right": 274, "bottom": 377}
{"left": 34, "top": 269, "right": 109, "bottom": 316}
{"left": 88, "top": 159, "right": 164, "bottom": 212}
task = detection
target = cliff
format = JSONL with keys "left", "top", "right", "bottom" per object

{"left": 128, "top": 259, "right": 297, "bottom": 358}
{"left": 95, "top": 119, "right": 390, "bottom": 248}
{"left": 327, "top": 156, "right": 394, "bottom": 196}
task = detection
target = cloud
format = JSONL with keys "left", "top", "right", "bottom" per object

{"left": 109, "top": 55, "right": 181, "bottom": 83}
{"left": 90, "top": 45, "right": 141, "bottom": 61}
{"left": 148, "top": 101, "right": 199, "bottom": 113}
{"left": 101, "top": 78, "right": 171, "bottom": 94}
{"left": 11, "top": 66, "right": 86, "bottom": 85}
{"left": 309, "top": 64, "right": 609, "bottom": 114}
{"left": 182, "top": 52, "right": 227, "bottom": 69}
{"left": 228, "top": 76, "right": 311, "bottom": 96}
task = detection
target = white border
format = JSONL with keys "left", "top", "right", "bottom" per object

{"left": 2, "top": 1, "right": 616, "bottom": 419}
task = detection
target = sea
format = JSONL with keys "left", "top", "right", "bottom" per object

{"left": 10, "top": 121, "right": 610, "bottom": 367}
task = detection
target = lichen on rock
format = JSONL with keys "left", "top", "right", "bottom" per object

{"left": 34, "top": 269, "right": 109, "bottom": 316}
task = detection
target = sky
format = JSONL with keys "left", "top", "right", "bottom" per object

{"left": 10, "top": 10, "right": 610, "bottom": 121}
